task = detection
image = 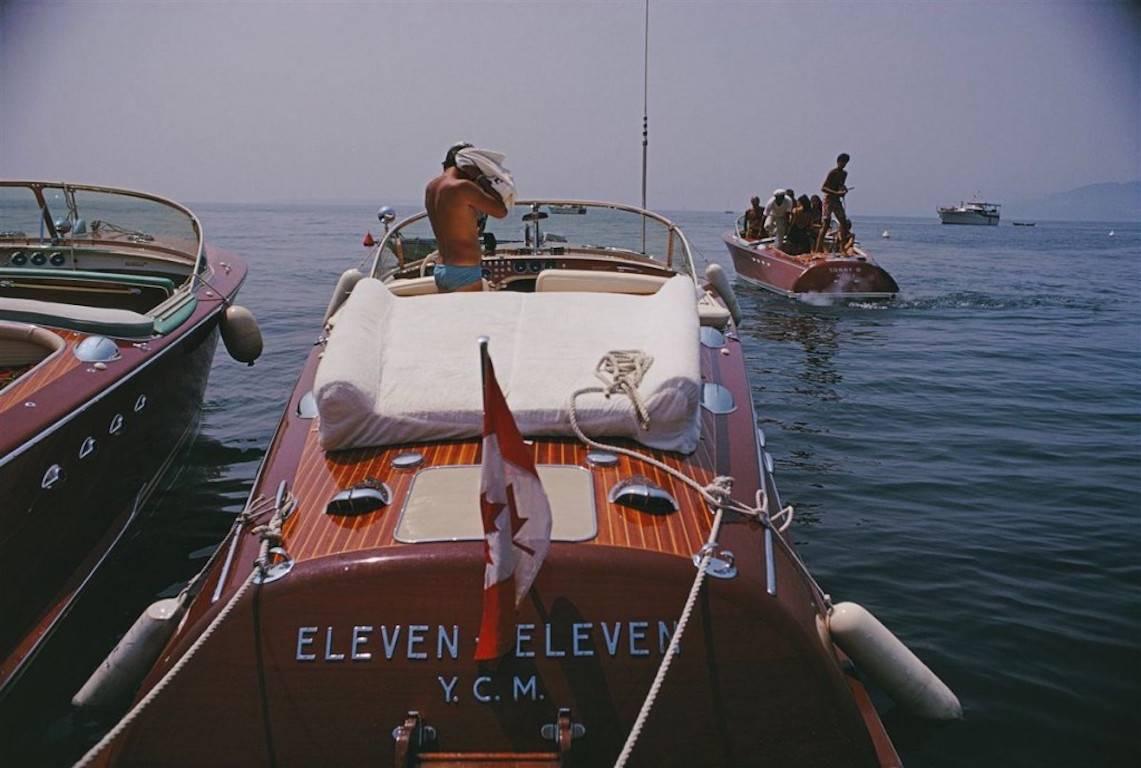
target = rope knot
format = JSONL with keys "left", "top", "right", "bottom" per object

{"left": 252, "top": 519, "right": 284, "bottom": 549}
{"left": 594, "top": 350, "right": 654, "bottom": 429}
{"left": 702, "top": 475, "right": 735, "bottom": 507}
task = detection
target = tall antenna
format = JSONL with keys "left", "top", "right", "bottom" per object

{"left": 640, "top": 0, "right": 649, "bottom": 249}
{"left": 638, "top": 0, "right": 648, "bottom": 209}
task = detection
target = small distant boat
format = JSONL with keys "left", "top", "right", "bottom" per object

{"left": 1011, "top": 221, "right": 1036, "bottom": 227}
{"left": 1108, "top": 230, "right": 1115, "bottom": 237}
{"left": 549, "top": 204, "right": 586, "bottom": 215}
{"left": 938, "top": 200, "right": 1000, "bottom": 225}
{"left": 881, "top": 230, "right": 891, "bottom": 239}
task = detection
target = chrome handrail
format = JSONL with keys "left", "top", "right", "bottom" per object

{"left": 368, "top": 199, "right": 697, "bottom": 280}
{"left": 0, "top": 180, "right": 205, "bottom": 279}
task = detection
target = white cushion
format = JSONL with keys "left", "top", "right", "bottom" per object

{"left": 535, "top": 269, "right": 667, "bottom": 294}
{"left": 314, "top": 275, "right": 701, "bottom": 453}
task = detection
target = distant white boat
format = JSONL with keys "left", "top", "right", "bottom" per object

{"left": 1108, "top": 230, "right": 1115, "bottom": 237}
{"left": 938, "top": 200, "right": 1000, "bottom": 226}
{"left": 881, "top": 230, "right": 891, "bottom": 239}
{"left": 549, "top": 204, "right": 586, "bottom": 215}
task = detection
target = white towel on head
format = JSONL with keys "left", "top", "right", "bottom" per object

{"left": 455, "top": 147, "right": 516, "bottom": 208}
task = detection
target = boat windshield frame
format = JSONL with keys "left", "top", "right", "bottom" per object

{"left": 368, "top": 199, "right": 697, "bottom": 280}
{"left": 0, "top": 180, "right": 206, "bottom": 277}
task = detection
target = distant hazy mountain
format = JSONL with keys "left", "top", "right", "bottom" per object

{"left": 1005, "top": 180, "right": 1140, "bottom": 222}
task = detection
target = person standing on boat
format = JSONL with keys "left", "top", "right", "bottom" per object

{"left": 743, "top": 196, "right": 765, "bottom": 240}
{"left": 815, "top": 153, "right": 850, "bottom": 253}
{"left": 764, "top": 189, "right": 794, "bottom": 250}
{"left": 786, "top": 195, "right": 814, "bottom": 255}
{"left": 425, "top": 143, "right": 511, "bottom": 292}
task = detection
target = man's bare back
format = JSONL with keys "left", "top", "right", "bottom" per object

{"left": 425, "top": 163, "right": 508, "bottom": 291}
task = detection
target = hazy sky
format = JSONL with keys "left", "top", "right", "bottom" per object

{"left": 2, "top": 0, "right": 1138, "bottom": 214}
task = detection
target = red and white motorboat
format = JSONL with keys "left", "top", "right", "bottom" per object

{"left": 723, "top": 224, "right": 899, "bottom": 300}
{"left": 75, "top": 200, "right": 955, "bottom": 767}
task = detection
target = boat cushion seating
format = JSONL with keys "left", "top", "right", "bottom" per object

{"left": 386, "top": 276, "right": 440, "bottom": 296}
{"left": 314, "top": 275, "right": 702, "bottom": 453}
{"left": 534, "top": 269, "right": 667, "bottom": 294}
{"left": 0, "top": 296, "right": 155, "bottom": 338}
{"left": 0, "top": 320, "right": 65, "bottom": 366}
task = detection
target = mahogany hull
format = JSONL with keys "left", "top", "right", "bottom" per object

{"left": 0, "top": 247, "right": 246, "bottom": 696}
{"left": 95, "top": 294, "right": 899, "bottom": 767}
{"left": 724, "top": 234, "right": 898, "bottom": 299}
{"left": 82, "top": 201, "right": 901, "bottom": 766}
{"left": 110, "top": 548, "right": 885, "bottom": 767}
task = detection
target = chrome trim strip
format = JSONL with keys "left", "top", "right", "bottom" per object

{"left": 764, "top": 528, "right": 776, "bottom": 596}
{"left": 0, "top": 285, "right": 235, "bottom": 470}
{"left": 742, "top": 352, "right": 776, "bottom": 597}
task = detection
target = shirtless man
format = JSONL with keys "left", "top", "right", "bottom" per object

{"left": 815, "top": 153, "right": 850, "bottom": 253}
{"left": 743, "top": 196, "right": 765, "bottom": 240}
{"left": 424, "top": 143, "right": 509, "bottom": 292}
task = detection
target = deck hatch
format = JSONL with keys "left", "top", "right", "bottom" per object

{"left": 394, "top": 465, "right": 596, "bottom": 543}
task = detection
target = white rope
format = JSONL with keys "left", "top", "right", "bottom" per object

{"left": 73, "top": 570, "right": 258, "bottom": 768}
{"left": 565, "top": 351, "right": 768, "bottom": 766}
{"left": 612, "top": 508, "right": 723, "bottom": 768}
{"left": 73, "top": 494, "right": 289, "bottom": 768}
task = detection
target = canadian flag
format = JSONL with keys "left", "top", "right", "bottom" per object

{"left": 474, "top": 342, "right": 552, "bottom": 661}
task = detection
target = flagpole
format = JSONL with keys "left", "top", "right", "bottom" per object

{"left": 478, "top": 335, "right": 490, "bottom": 397}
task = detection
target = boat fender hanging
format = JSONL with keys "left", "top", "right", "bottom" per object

{"left": 323, "top": 268, "right": 365, "bottom": 325}
{"left": 828, "top": 601, "right": 962, "bottom": 720}
{"left": 72, "top": 595, "right": 188, "bottom": 712}
{"left": 704, "top": 263, "right": 743, "bottom": 326}
{"left": 221, "top": 305, "right": 263, "bottom": 365}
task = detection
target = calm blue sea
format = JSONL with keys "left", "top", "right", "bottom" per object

{"left": 4, "top": 206, "right": 1139, "bottom": 766}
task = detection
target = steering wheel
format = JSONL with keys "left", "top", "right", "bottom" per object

{"left": 419, "top": 251, "right": 440, "bottom": 278}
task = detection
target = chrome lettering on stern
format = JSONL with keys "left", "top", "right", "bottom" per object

{"left": 295, "top": 620, "right": 679, "bottom": 704}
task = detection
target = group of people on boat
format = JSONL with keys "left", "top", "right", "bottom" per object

{"left": 742, "top": 153, "right": 854, "bottom": 256}
{"left": 422, "top": 142, "right": 860, "bottom": 293}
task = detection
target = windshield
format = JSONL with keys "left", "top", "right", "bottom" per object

{"left": 373, "top": 200, "right": 694, "bottom": 278}
{"left": 0, "top": 182, "right": 202, "bottom": 264}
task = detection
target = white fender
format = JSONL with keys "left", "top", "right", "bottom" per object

{"left": 323, "top": 268, "right": 365, "bottom": 325}
{"left": 704, "top": 263, "right": 742, "bottom": 326}
{"left": 220, "top": 305, "right": 263, "bottom": 365}
{"left": 72, "top": 596, "right": 188, "bottom": 711}
{"left": 829, "top": 601, "right": 962, "bottom": 720}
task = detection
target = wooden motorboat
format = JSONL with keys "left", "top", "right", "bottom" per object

{"left": 0, "top": 181, "right": 260, "bottom": 698}
{"left": 723, "top": 223, "right": 899, "bottom": 300}
{"left": 77, "top": 200, "right": 956, "bottom": 767}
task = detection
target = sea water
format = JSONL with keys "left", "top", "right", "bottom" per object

{"left": 3, "top": 206, "right": 1137, "bottom": 767}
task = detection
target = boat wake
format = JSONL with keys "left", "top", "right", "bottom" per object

{"left": 776, "top": 290, "right": 1106, "bottom": 312}
{"left": 887, "top": 291, "right": 1107, "bottom": 312}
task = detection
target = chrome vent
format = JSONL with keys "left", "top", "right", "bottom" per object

{"left": 608, "top": 476, "right": 678, "bottom": 515}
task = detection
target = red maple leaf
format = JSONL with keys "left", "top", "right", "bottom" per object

{"left": 506, "top": 484, "right": 536, "bottom": 557}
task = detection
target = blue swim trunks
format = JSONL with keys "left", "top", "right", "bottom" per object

{"left": 433, "top": 263, "right": 483, "bottom": 292}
